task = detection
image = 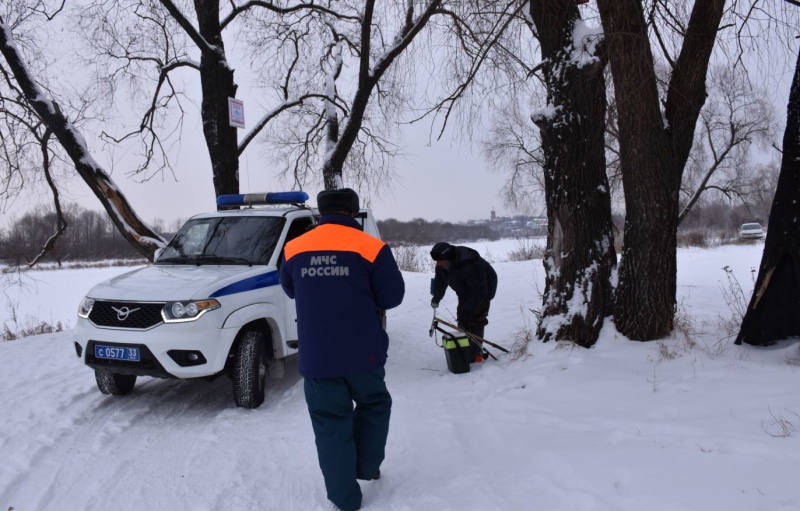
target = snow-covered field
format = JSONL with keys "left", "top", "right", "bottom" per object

{"left": 2, "top": 240, "right": 799, "bottom": 511}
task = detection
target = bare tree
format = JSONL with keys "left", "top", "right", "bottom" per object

{"left": 591, "top": 0, "right": 800, "bottom": 341}
{"left": 481, "top": 98, "right": 546, "bottom": 209}
{"left": 0, "top": 12, "right": 165, "bottom": 260}
{"left": 595, "top": 0, "right": 727, "bottom": 340}
{"left": 678, "top": 65, "right": 778, "bottom": 225}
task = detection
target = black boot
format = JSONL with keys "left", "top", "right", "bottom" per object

{"left": 357, "top": 469, "right": 380, "bottom": 481}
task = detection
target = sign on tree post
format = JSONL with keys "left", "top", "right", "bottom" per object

{"left": 228, "top": 98, "right": 245, "bottom": 129}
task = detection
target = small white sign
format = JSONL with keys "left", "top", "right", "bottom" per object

{"left": 228, "top": 97, "right": 245, "bottom": 129}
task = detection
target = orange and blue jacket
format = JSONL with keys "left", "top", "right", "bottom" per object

{"left": 279, "top": 214, "right": 405, "bottom": 378}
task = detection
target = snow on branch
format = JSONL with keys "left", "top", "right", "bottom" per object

{"left": 570, "top": 20, "right": 602, "bottom": 69}
{"left": 0, "top": 16, "right": 165, "bottom": 259}
{"left": 325, "top": 40, "right": 344, "bottom": 160}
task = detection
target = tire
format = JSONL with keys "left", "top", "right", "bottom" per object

{"left": 95, "top": 370, "right": 137, "bottom": 396}
{"left": 232, "top": 331, "right": 267, "bottom": 409}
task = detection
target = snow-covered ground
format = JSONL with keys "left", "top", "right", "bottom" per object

{"left": 2, "top": 240, "right": 799, "bottom": 511}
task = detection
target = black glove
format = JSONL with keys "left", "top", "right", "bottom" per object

{"left": 431, "top": 300, "right": 439, "bottom": 309}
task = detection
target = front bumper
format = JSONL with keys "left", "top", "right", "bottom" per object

{"left": 73, "top": 313, "right": 238, "bottom": 379}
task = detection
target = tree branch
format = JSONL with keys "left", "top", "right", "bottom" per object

{"left": 238, "top": 93, "right": 342, "bottom": 154}
{"left": 27, "top": 129, "right": 67, "bottom": 268}
{"left": 158, "top": 0, "right": 218, "bottom": 56}
{"left": 221, "top": 0, "right": 361, "bottom": 29}
{"left": 359, "top": 0, "right": 376, "bottom": 88}
{"left": 407, "top": 1, "right": 524, "bottom": 139}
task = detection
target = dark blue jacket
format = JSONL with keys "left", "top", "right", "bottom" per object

{"left": 279, "top": 214, "right": 405, "bottom": 378}
{"left": 432, "top": 245, "right": 497, "bottom": 313}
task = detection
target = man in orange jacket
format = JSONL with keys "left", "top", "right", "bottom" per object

{"left": 280, "top": 188, "right": 405, "bottom": 511}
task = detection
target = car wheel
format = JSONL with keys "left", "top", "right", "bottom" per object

{"left": 95, "top": 370, "right": 137, "bottom": 396}
{"left": 232, "top": 331, "right": 267, "bottom": 409}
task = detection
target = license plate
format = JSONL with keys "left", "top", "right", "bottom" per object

{"left": 95, "top": 345, "right": 140, "bottom": 362}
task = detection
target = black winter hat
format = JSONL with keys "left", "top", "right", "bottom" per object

{"left": 317, "top": 188, "right": 360, "bottom": 215}
{"left": 430, "top": 242, "right": 454, "bottom": 261}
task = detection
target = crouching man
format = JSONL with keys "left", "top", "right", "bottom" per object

{"left": 430, "top": 241, "right": 497, "bottom": 362}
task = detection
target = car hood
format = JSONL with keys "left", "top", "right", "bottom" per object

{"left": 86, "top": 264, "right": 278, "bottom": 301}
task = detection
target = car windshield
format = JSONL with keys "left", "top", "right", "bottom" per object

{"left": 156, "top": 216, "right": 286, "bottom": 265}
{"left": 742, "top": 223, "right": 762, "bottom": 230}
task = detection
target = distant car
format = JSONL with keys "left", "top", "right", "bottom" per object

{"left": 739, "top": 223, "right": 765, "bottom": 240}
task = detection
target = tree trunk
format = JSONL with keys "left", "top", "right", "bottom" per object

{"left": 529, "top": 2, "right": 616, "bottom": 348}
{"left": 596, "top": 0, "right": 724, "bottom": 340}
{"left": 736, "top": 48, "right": 800, "bottom": 346}
{"left": 596, "top": 0, "right": 678, "bottom": 340}
{"left": 0, "top": 17, "right": 165, "bottom": 261}
{"left": 195, "top": 0, "right": 240, "bottom": 202}
{"left": 322, "top": 84, "right": 372, "bottom": 189}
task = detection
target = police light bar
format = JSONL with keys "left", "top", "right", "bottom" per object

{"left": 216, "top": 191, "right": 309, "bottom": 207}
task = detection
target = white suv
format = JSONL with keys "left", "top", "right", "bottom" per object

{"left": 72, "top": 192, "right": 381, "bottom": 408}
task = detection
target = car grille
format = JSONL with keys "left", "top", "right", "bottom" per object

{"left": 88, "top": 301, "right": 165, "bottom": 329}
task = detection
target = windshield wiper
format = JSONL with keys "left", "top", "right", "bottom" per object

{"left": 191, "top": 254, "right": 253, "bottom": 265}
{"left": 156, "top": 256, "right": 192, "bottom": 264}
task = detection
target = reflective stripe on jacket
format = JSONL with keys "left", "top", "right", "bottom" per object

{"left": 280, "top": 214, "right": 405, "bottom": 378}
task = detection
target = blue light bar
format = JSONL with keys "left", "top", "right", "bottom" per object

{"left": 216, "top": 191, "right": 309, "bottom": 207}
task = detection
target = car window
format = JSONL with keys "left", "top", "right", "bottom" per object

{"left": 276, "top": 217, "right": 314, "bottom": 269}
{"left": 285, "top": 217, "right": 314, "bottom": 243}
{"left": 157, "top": 216, "right": 286, "bottom": 265}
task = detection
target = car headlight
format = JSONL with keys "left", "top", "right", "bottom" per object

{"left": 162, "top": 299, "right": 220, "bottom": 323}
{"left": 78, "top": 297, "right": 95, "bottom": 318}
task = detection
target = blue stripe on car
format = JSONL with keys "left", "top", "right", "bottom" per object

{"left": 210, "top": 271, "right": 279, "bottom": 298}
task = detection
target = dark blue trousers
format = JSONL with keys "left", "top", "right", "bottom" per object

{"left": 304, "top": 367, "right": 392, "bottom": 511}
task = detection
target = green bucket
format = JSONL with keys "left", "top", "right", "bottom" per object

{"left": 442, "top": 334, "right": 471, "bottom": 374}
